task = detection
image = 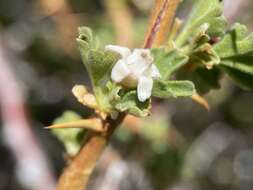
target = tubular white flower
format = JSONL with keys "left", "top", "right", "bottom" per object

{"left": 105, "top": 45, "right": 131, "bottom": 60}
{"left": 107, "top": 45, "right": 161, "bottom": 102}
{"left": 137, "top": 76, "right": 153, "bottom": 102}
{"left": 150, "top": 64, "right": 161, "bottom": 78}
{"left": 111, "top": 59, "right": 131, "bottom": 83}
{"left": 127, "top": 49, "right": 152, "bottom": 78}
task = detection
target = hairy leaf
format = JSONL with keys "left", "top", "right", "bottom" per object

{"left": 177, "top": 67, "right": 222, "bottom": 94}
{"left": 176, "top": 0, "right": 227, "bottom": 47}
{"left": 77, "top": 27, "right": 119, "bottom": 87}
{"left": 114, "top": 90, "right": 151, "bottom": 117}
{"left": 77, "top": 27, "right": 120, "bottom": 112}
{"left": 152, "top": 48, "right": 189, "bottom": 79}
{"left": 88, "top": 50, "right": 118, "bottom": 86}
{"left": 214, "top": 23, "right": 253, "bottom": 90}
{"left": 76, "top": 27, "right": 99, "bottom": 62}
{"left": 219, "top": 65, "right": 253, "bottom": 90}
{"left": 152, "top": 80, "right": 195, "bottom": 98}
{"left": 214, "top": 23, "right": 253, "bottom": 57}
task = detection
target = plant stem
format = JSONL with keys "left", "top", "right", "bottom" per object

{"left": 144, "top": 0, "right": 181, "bottom": 48}
{"left": 56, "top": 114, "right": 125, "bottom": 190}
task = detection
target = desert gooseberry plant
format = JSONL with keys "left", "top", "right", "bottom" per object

{"left": 47, "top": 0, "right": 253, "bottom": 190}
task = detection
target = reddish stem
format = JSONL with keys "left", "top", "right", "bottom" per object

{"left": 144, "top": 0, "right": 169, "bottom": 48}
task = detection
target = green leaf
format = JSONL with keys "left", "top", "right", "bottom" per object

{"left": 176, "top": 0, "right": 227, "bottom": 47}
{"left": 207, "top": 15, "right": 227, "bottom": 37}
{"left": 214, "top": 23, "right": 253, "bottom": 90}
{"left": 94, "top": 81, "right": 121, "bottom": 113}
{"left": 220, "top": 55, "right": 253, "bottom": 75}
{"left": 152, "top": 48, "right": 189, "bottom": 80}
{"left": 174, "top": 23, "right": 222, "bottom": 94}
{"left": 77, "top": 26, "right": 119, "bottom": 88}
{"left": 219, "top": 66, "right": 253, "bottom": 90}
{"left": 214, "top": 23, "right": 253, "bottom": 57}
{"left": 51, "top": 111, "right": 85, "bottom": 155}
{"left": 152, "top": 80, "right": 196, "bottom": 98}
{"left": 176, "top": 67, "right": 222, "bottom": 94}
{"left": 88, "top": 50, "right": 119, "bottom": 86}
{"left": 76, "top": 27, "right": 99, "bottom": 63}
{"left": 76, "top": 26, "right": 120, "bottom": 112}
{"left": 114, "top": 90, "right": 151, "bottom": 117}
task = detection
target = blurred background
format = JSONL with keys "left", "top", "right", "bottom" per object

{"left": 0, "top": 0, "right": 253, "bottom": 190}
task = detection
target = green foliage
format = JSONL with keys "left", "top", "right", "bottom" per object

{"left": 152, "top": 80, "right": 195, "bottom": 98}
{"left": 177, "top": 67, "right": 222, "bottom": 94}
{"left": 175, "top": 26, "right": 223, "bottom": 93}
{"left": 176, "top": 0, "right": 227, "bottom": 47}
{"left": 214, "top": 23, "right": 253, "bottom": 90}
{"left": 88, "top": 50, "right": 117, "bottom": 86}
{"left": 114, "top": 90, "right": 151, "bottom": 117}
{"left": 214, "top": 23, "right": 253, "bottom": 57}
{"left": 103, "top": 81, "right": 150, "bottom": 117}
{"left": 52, "top": 111, "right": 84, "bottom": 155}
{"left": 220, "top": 66, "right": 253, "bottom": 90}
{"left": 189, "top": 43, "right": 220, "bottom": 69}
{"left": 75, "top": 0, "right": 253, "bottom": 117}
{"left": 77, "top": 27, "right": 120, "bottom": 112}
{"left": 174, "top": 1, "right": 253, "bottom": 93}
{"left": 150, "top": 48, "right": 195, "bottom": 100}
{"left": 172, "top": 0, "right": 226, "bottom": 94}
{"left": 152, "top": 48, "right": 188, "bottom": 80}
{"left": 186, "top": 26, "right": 220, "bottom": 69}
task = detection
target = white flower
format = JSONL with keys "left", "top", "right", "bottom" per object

{"left": 105, "top": 45, "right": 161, "bottom": 102}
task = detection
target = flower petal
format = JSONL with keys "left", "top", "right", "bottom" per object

{"left": 137, "top": 76, "right": 153, "bottom": 102}
{"left": 111, "top": 60, "right": 130, "bottom": 83}
{"left": 151, "top": 64, "right": 161, "bottom": 78}
{"left": 127, "top": 50, "right": 151, "bottom": 77}
{"left": 143, "top": 64, "right": 161, "bottom": 79}
{"left": 133, "top": 49, "right": 153, "bottom": 64}
{"left": 105, "top": 45, "right": 131, "bottom": 59}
